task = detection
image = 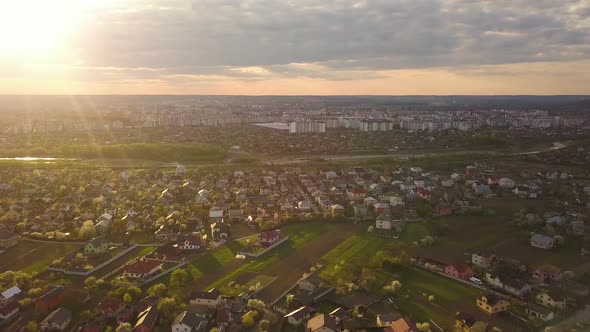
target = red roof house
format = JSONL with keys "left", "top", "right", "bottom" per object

{"left": 444, "top": 263, "right": 474, "bottom": 280}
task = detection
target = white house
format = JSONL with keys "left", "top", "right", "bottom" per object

{"left": 172, "top": 311, "right": 207, "bottom": 332}
{"left": 498, "top": 178, "right": 515, "bottom": 189}
{"left": 376, "top": 212, "right": 393, "bottom": 230}
{"left": 284, "top": 306, "right": 314, "bottom": 325}
{"left": 189, "top": 288, "right": 223, "bottom": 308}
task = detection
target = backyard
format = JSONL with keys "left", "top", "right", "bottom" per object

{"left": 0, "top": 240, "right": 82, "bottom": 274}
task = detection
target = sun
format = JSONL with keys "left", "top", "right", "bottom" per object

{"left": 0, "top": 0, "right": 114, "bottom": 58}
{"left": 0, "top": 0, "right": 77, "bottom": 57}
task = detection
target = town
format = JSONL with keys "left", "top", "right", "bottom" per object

{"left": 0, "top": 134, "right": 589, "bottom": 332}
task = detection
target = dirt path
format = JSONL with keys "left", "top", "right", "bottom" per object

{"left": 254, "top": 224, "right": 361, "bottom": 303}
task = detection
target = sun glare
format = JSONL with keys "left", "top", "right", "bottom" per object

{"left": 0, "top": 0, "right": 111, "bottom": 58}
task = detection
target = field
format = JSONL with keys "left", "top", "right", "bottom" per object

{"left": 0, "top": 240, "right": 82, "bottom": 274}
{"left": 395, "top": 268, "right": 526, "bottom": 331}
{"left": 204, "top": 222, "right": 362, "bottom": 303}
{"left": 416, "top": 215, "right": 588, "bottom": 270}
{"left": 321, "top": 234, "right": 388, "bottom": 269}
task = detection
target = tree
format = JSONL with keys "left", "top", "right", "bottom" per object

{"left": 553, "top": 235, "right": 565, "bottom": 246}
{"left": 148, "top": 283, "right": 167, "bottom": 297}
{"left": 259, "top": 319, "right": 270, "bottom": 331}
{"left": 367, "top": 225, "right": 374, "bottom": 233}
{"left": 24, "top": 321, "right": 38, "bottom": 332}
{"left": 169, "top": 269, "right": 189, "bottom": 298}
{"left": 84, "top": 276, "right": 98, "bottom": 291}
{"left": 210, "top": 329, "right": 220, "bottom": 332}
{"left": 428, "top": 295, "right": 435, "bottom": 302}
{"left": 123, "top": 293, "right": 133, "bottom": 303}
{"left": 116, "top": 322, "right": 132, "bottom": 332}
{"left": 79, "top": 220, "right": 96, "bottom": 240}
{"left": 28, "top": 288, "right": 43, "bottom": 298}
{"left": 157, "top": 297, "right": 178, "bottom": 320}
{"left": 416, "top": 322, "right": 432, "bottom": 332}
{"left": 384, "top": 280, "right": 402, "bottom": 294}
{"left": 241, "top": 313, "right": 256, "bottom": 328}
{"left": 127, "top": 286, "right": 142, "bottom": 299}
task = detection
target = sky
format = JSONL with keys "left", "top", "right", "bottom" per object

{"left": 0, "top": 0, "right": 589, "bottom": 95}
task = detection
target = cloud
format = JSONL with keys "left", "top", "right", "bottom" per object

{"left": 2, "top": 0, "right": 590, "bottom": 89}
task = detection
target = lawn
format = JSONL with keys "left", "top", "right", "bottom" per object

{"left": 398, "top": 222, "right": 430, "bottom": 243}
{"left": 321, "top": 234, "right": 388, "bottom": 268}
{"left": 416, "top": 215, "right": 587, "bottom": 270}
{"left": 0, "top": 240, "right": 82, "bottom": 274}
{"left": 207, "top": 222, "right": 331, "bottom": 291}
{"left": 395, "top": 267, "right": 480, "bottom": 330}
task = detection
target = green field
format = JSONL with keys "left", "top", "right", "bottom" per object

{"left": 207, "top": 222, "right": 330, "bottom": 292}
{"left": 0, "top": 240, "right": 82, "bottom": 274}
{"left": 395, "top": 267, "right": 480, "bottom": 330}
{"left": 321, "top": 234, "right": 388, "bottom": 268}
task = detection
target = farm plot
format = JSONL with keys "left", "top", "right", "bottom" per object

{"left": 206, "top": 223, "right": 359, "bottom": 302}
{"left": 0, "top": 240, "right": 82, "bottom": 274}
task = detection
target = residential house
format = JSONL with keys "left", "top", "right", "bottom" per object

{"left": 525, "top": 304, "right": 554, "bottom": 322}
{"left": 298, "top": 201, "right": 312, "bottom": 212}
{"left": 95, "top": 213, "right": 113, "bottom": 234}
{"left": 189, "top": 288, "right": 223, "bottom": 308}
{"left": 85, "top": 236, "right": 109, "bottom": 254}
{"left": 228, "top": 209, "right": 244, "bottom": 222}
{"left": 353, "top": 204, "right": 367, "bottom": 219}
{"left": 284, "top": 306, "right": 314, "bottom": 326}
{"left": 40, "top": 307, "right": 72, "bottom": 331}
{"left": 473, "top": 184, "right": 493, "bottom": 197}
{"left": 374, "top": 203, "right": 390, "bottom": 215}
{"left": 134, "top": 306, "right": 159, "bottom": 332}
{"left": 177, "top": 234, "right": 201, "bottom": 250}
{"left": 330, "top": 204, "right": 344, "bottom": 217}
{"left": 35, "top": 285, "right": 66, "bottom": 314}
{"left": 498, "top": 178, "right": 515, "bottom": 189}
{"left": 485, "top": 272, "right": 531, "bottom": 297}
{"left": 1, "top": 285, "right": 22, "bottom": 301}
{"left": 530, "top": 234, "right": 554, "bottom": 250}
{"left": 298, "top": 273, "right": 323, "bottom": 293}
{"left": 0, "top": 231, "right": 17, "bottom": 249}
{"left": 476, "top": 294, "right": 510, "bottom": 314}
{"left": 390, "top": 317, "right": 419, "bottom": 332}
{"left": 441, "top": 178, "right": 454, "bottom": 187}
{"left": 209, "top": 209, "right": 224, "bottom": 222}
{"left": 0, "top": 300, "right": 19, "bottom": 320}
{"left": 259, "top": 229, "right": 281, "bottom": 247}
{"left": 377, "top": 312, "right": 402, "bottom": 327}
{"left": 98, "top": 297, "right": 125, "bottom": 317}
{"left": 307, "top": 313, "right": 340, "bottom": 332}
{"left": 364, "top": 196, "right": 378, "bottom": 207}
{"left": 389, "top": 196, "right": 405, "bottom": 207}
{"left": 376, "top": 212, "right": 393, "bottom": 230}
{"left": 329, "top": 307, "right": 348, "bottom": 324}
{"left": 172, "top": 311, "right": 207, "bottom": 332}
{"left": 455, "top": 312, "right": 477, "bottom": 332}
{"left": 533, "top": 265, "right": 562, "bottom": 283}
{"left": 444, "top": 263, "right": 473, "bottom": 280}
{"left": 472, "top": 251, "right": 498, "bottom": 269}
{"left": 210, "top": 222, "right": 230, "bottom": 240}
{"left": 122, "top": 260, "right": 162, "bottom": 279}
{"left": 2, "top": 210, "right": 20, "bottom": 223}
{"left": 154, "top": 226, "right": 177, "bottom": 242}
{"left": 536, "top": 289, "right": 567, "bottom": 310}
{"left": 347, "top": 188, "right": 366, "bottom": 202}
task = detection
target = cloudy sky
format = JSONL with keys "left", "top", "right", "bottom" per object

{"left": 1, "top": 0, "right": 589, "bottom": 94}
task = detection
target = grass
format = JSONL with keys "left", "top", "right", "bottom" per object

{"left": 0, "top": 240, "right": 82, "bottom": 274}
{"left": 207, "top": 222, "right": 330, "bottom": 291}
{"left": 398, "top": 222, "right": 430, "bottom": 243}
{"left": 321, "top": 234, "right": 387, "bottom": 268}
{"left": 395, "top": 267, "right": 480, "bottom": 330}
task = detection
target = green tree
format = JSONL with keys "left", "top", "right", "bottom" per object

{"left": 147, "top": 283, "right": 167, "bottom": 297}
{"left": 241, "top": 313, "right": 256, "bottom": 328}
{"left": 157, "top": 297, "right": 178, "bottom": 320}
{"left": 79, "top": 220, "right": 96, "bottom": 240}
{"left": 123, "top": 293, "right": 133, "bottom": 303}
